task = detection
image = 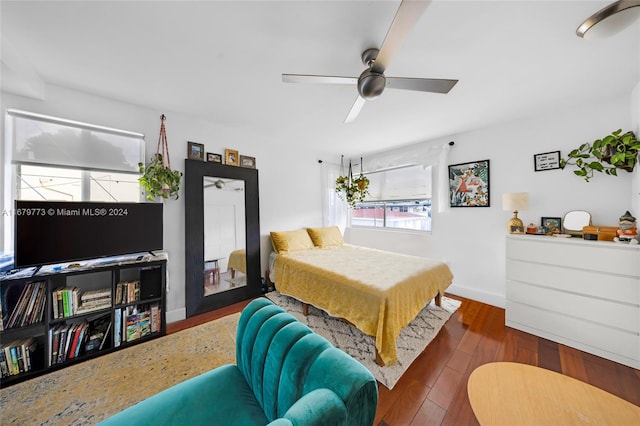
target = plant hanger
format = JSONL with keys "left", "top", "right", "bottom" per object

{"left": 156, "top": 114, "right": 172, "bottom": 170}
{"left": 335, "top": 155, "right": 370, "bottom": 208}
{"left": 138, "top": 114, "right": 183, "bottom": 201}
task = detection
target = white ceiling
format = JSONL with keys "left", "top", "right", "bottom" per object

{"left": 2, "top": 1, "right": 639, "bottom": 158}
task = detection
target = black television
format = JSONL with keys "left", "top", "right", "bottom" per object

{"left": 14, "top": 200, "right": 163, "bottom": 268}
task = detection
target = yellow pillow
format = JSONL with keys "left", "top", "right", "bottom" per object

{"left": 307, "top": 226, "right": 344, "bottom": 248}
{"left": 270, "top": 229, "right": 315, "bottom": 254}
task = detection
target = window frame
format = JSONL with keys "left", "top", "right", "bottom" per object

{"left": 349, "top": 164, "right": 433, "bottom": 233}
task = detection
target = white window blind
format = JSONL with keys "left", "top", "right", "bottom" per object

{"left": 364, "top": 164, "right": 432, "bottom": 201}
{"left": 8, "top": 109, "right": 144, "bottom": 173}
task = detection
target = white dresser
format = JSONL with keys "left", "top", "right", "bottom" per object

{"left": 505, "top": 235, "right": 640, "bottom": 369}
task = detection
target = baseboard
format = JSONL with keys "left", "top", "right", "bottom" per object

{"left": 166, "top": 307, "right": 186, "bottom": 324}
{"left": 446, "top": 284, "right": 505, "bottom": 309}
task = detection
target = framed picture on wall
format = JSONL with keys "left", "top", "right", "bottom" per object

{"left": 239, "top": 155, "right": 256, "bottom": 169}
{"left": 225, "top": 149, "right": 239, "bottom": 166}
{"left": 207, "top": 153, "right": 222, "bottom": 163}
{"left": 534, "top": 151, "right": 561, "bottom": 171}
{"left": 188, "top": 141, "right": 205, "bottom": 161}
{"left": 448, "top": 159, "right": 490, "bottom": 207}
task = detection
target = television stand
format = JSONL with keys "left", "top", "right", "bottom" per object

{"left": 0, "top": 256, "right": 167, "bottom": 387}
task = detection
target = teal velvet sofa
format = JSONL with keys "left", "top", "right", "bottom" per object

{"left": 99, "top": 297, "right": 378, "bottom": 425}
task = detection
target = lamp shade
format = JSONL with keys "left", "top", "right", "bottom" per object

{"left": 502, "top": 192, "right": 529, "bottom": 212}
{"left": 577, "top": 0, "right": 640, "bottom": 39}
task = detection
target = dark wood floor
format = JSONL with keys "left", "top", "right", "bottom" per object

{"left": 167, "top": 294, "right": 640, "bottom": 426}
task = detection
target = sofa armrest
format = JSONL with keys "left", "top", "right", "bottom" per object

{"left": 279, "top": 388, "right": 347, "bottom": 426}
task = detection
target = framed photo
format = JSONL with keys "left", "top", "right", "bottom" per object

{"left": 534, "top": 151, "right": 561, "bottom": 171}
{"left": 188, "top": 141, "right": 205, "bottom": 161}
{"left": 225, "top": 149, "right": 239, "bottom": 166}
{"left": 541, "top": 217, "right": 561, "bottom": 233}
{"left": 448, "top": 160, "right": 490, "bottom": 207}
{"left": 207, "top": 152, "right": 222, "bottom": 163}
{"left": 239, "top": 155, "right": 256, "bottom": 169}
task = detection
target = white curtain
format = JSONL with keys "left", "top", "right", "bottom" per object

{"left": 321, "top": 140, "right": 451, "bottom": 227}
{"left": 320, "top": 161, "right": 348, "bottom": 232}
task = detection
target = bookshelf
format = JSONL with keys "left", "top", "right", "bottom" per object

{"left": 0, "top": 255, "right": 166, "bottom": 387}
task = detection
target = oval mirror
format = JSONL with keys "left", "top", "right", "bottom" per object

{"left": 563, "top": 210, "right": 592, "bottom": 236}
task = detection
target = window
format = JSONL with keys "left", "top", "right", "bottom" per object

{"left": 3, "top": 110, "right": 145, "bottom": 251}
{"left": 351, "top": 165, "right": 432, "bottom": 232}
{"left": 7, "top": 109, "right": 144, "bottom": 203}
{"left": 16, "top": 165, "right": 141, "bottom": 202}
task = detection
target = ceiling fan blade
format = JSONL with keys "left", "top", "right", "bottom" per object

{"left": 345, "top": 96, "right": 366, "bottom": 123}
{"left": 372, "top": 0, "right": 431, "bottom": 74}
{"left": 282, "top": 74, "right": 357, "bottom": 85}
{"left": 385, "top": 77, "right": 458, "bottom": 94}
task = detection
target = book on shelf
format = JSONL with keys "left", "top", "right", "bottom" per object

{"left": 0, "top": 337, "right": 37, "bottom": 378}
{"left": 114, "top": 308, "right": 122, "bottom": 347}
{"left": 52, "top": 287, "right": 111, "bottom": 318}
{"left": 4, "top": 281, "right": 46, "bottom": 329}
{"left": 121, "top": 303, "right": 160, "bottom": 343}
{"left": 115, "top": 280, "right": 141, "bottom": 305}
{"left": 84, "top": 313, "right": 111, "bottom": 353}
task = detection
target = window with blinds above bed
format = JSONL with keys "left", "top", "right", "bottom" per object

{"left": 350, "top": 164, "right": 432, "bottom": 232}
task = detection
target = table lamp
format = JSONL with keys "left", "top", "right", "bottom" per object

{"left": 502, "top": 192, "right": 529, "bottom": 234}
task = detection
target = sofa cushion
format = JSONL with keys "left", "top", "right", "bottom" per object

{"left": 98, "top": 365, "right": 268, "bottom": 426}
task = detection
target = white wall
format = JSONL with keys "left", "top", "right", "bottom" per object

{"left": 347, "top": 92, "right": 635, "bottom": 308}
{"left": 631, "top": 81, "right": 640, "bottom": 216}
{"left": 1, "top": 83, "right": 324, "bottom": 322}
{"left": 2, "top": 83, "right": 635, "bottom": 316}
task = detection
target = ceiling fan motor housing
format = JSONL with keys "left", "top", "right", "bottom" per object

{"left": 358, "top": 69, "right": 386, "bottom": 99}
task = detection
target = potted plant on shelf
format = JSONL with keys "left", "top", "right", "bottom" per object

{"left": 560, "top": 129, "right": 639, "bottom": 182}
{"left": 139, "top": 115, "right": 183, "bottom": 201}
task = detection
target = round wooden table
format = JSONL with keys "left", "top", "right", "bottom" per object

{"left": 467, "top": 362, "right": 640, "bottom": 425}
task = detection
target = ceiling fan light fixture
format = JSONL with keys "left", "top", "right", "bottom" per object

{"left": 577, "top": 0, "right": 640, "bottom": 39}
{"left": 358, "top": 70, "right": 386, "bottom": 100}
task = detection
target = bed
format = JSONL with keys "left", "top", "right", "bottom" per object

{"left": 268, "top": 227, "right": 453, "bottom": 366}
{"left": 227, "top": 249, "right": 246, "bottom": 278}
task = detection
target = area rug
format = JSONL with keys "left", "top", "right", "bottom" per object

{"left": 266, "top": 291, "right": 461, "bottom": 389}
{"left": 0, "top": 312, "right": 240, "bottom": 425}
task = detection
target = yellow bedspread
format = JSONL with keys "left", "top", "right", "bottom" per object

{"left": 227, "top": 249, "right": 246, "bottom": 274}
{"left": 274, "top": 244, "right": 453, "bottom": 365}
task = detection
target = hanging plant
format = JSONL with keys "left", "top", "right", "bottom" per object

{"left": 560, "top": 129, "right": 639, "bottom": 182}
{"left": 335, "top": 156, "right": 370, "bottom": 208}
{"left": 139, "top": 114, "right": 183, "bottom": 201}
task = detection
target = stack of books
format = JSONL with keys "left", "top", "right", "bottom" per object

{"left": 3, "top": 281, "right": 47, "bottom": 329}
{"left": 115, "top": 280, "right": 141, "bottom": 305}
{"left": 0, "top": 337, "right": 37, "bottom": 377}
{"left": 52, "top": 287, "right": 111, "bottom": 318}
{"left": 49, "top": 314, "right": 112, "bottom": 365}
{"left": 114, "top": 303, "right": 160, "bottom": 346}
{"left": 76, "top": 289, "right": 111, "bottom": 314}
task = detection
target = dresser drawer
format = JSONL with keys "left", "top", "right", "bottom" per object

{"left": 506, "top": 259, "right": 639, "bottom": 304}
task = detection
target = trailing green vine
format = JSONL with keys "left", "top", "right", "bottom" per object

{"left": 560, "top": 129, "right": 639, "bottom": 182}
{"left": 139, "top": 154, "right": 182, "bottom": 200}
{"left": 138, "top": 114, "right": 183, "bottom": 200}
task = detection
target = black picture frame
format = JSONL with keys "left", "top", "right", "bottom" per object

{"left": 541, "top": 217, "right": 562, "bottom": 233}
{"left": 448, "top": 159, "right": 490, "bottom": 207}
{"left": 239, "top": 155, "right": 256, "bottom": 169}
{"left": 534, "top": 151, "right": 561, "bottom": 171}
{"left": 207, "top": 152, "right": 222, "bottom": 163}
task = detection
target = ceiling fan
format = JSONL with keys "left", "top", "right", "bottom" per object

{"left": 282, "top": 0, "right": 458, "bottom": 123}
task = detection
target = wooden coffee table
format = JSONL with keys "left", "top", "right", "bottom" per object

{"left": 467, "top": 362, "right": 640, "bottom": 425}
